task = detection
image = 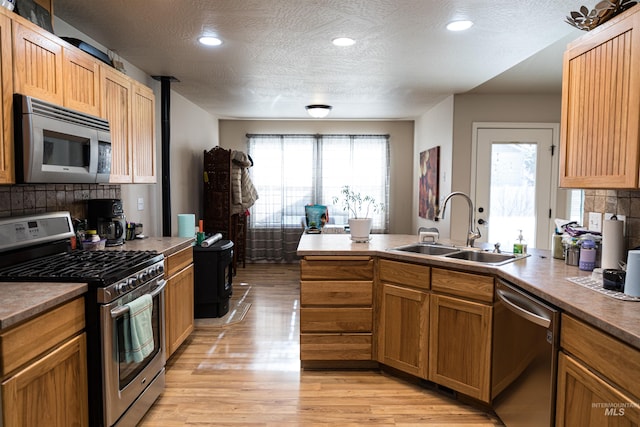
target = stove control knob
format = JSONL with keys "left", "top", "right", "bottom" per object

{"left": 116, "top": 281, "right": 128, "bottom": 294}
{"left": 128, "top": 277, "right": 138, "bottom": 288}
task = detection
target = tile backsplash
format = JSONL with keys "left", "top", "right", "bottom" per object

{"left": 583, "top": 190, "right": 640, "bottom": 250}
{"left": 0, "top": 184, "right": 121, "bottom": 220}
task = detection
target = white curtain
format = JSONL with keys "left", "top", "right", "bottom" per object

{"left": 247, "top": 134, "right": 390, "bottom": 262}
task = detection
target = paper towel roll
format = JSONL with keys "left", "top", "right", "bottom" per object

{"left": 602, "top": 219, "right": 626, "bottom": 269}
{"left": 624, "top": 250, "right": 640, "bottom": 297}
{"left": 177, "top": 214, "right": 196, "bottom": 238}
{"left": 201, "top": 233, "right": 222, "bottom": 247}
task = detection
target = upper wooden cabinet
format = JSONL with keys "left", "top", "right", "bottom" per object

{"left": 12, "top": 20, "right": 63, "bottom": 106}
{"left": 132, "top": 82, "right": 156, "bottom": 183}
{"left": 0, "top": 13, "right": 13, "bottom": 184}
{"left": 560, "top": 6, "right": 640, "bottom": 188}
{"left": 101, "top": 65, "right": 133, "bottom": 183}
{"left": 62, "top": 46, "right": 101, "bottom": 117}
{"left": 7, "top": 9, "right": 156, "bottom": 185}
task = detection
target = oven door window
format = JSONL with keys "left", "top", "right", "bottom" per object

{"left": 116, "top": 296, "right": 161, "bottom": 389}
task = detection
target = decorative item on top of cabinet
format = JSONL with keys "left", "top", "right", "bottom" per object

{"left": 429, "top": 268, "right": 493, "bottom": 402}
{"left": 299, "top": 256, "right": 375, "bottom": 367}
{"left": 556, "top": 314, "right": 640, "bottom": 425}
{"left": 377, "top": 259, "right": 430, "bottom": 379}
{"left": 164, "top": 246, "right": 194, "bottom": 358}
{"left": 560, "top": 4, "right": 640, "bottom": 189}
{"left": 0, "top": 12, "right": 13, "bottom": 184}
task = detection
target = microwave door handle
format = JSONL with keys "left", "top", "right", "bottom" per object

{"left": 110, "top": 279, "right": 167, "bottom": 318}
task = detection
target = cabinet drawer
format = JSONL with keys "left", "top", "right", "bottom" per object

{"left": 300, "top": 257, "right": 373, "bottom": 280}
{"left": 300, "top": 333, "right": 372, "bottom": 360}
{"left": 561, "top": 315, "right": 640, "bottom": 399}
{"left": 300, "top": 281, "right": 372, "bottom": 306}
{"left": 431, "top": 268, "right": 494, "bottom": 303}
{"left": 300, "top": 308, "right": 372, "bottom": 332}
{"left": 379, "top": 259, "right": 430, "bottom": 290}
{"left": 165, "top": 246, "right": 193, "bottom": 278}
{"left": 0, "top": 297, "right": 85, "bottom": 376}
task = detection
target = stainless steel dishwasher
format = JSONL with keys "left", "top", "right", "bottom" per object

{"left": 492, "top": 279, "right": 559, "bottom": 427}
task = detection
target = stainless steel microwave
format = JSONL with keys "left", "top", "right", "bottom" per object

{"left": 14, "top": 94, "right": 112, "bottom": 184}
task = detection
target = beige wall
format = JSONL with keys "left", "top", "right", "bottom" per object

{"left": 218, "top": 120, "right": 415, "bottom": 234}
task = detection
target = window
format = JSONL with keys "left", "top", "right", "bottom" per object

{"left": 245, "top": 134, "right": 389, "bottom": 262}
{"left": 248, "top": 134, "right": 389, "bottom": 232}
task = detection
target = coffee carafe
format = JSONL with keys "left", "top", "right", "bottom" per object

{"left": 88, "top": 199, "right": 126, "bottom": 246}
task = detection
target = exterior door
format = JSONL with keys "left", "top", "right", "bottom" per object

{"left": 472, "top": 123, "right": 558, "bottom": 250}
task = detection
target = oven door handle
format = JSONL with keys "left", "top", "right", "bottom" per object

{"left": 110, "top": 279, "right": 167, "bottom": 318}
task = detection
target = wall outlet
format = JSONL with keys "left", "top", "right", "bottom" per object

{"left": 605, "top": 213, "right": 626, "bottom": 234}
{"left": 137, "top": 197, "right": 144, "bottom": 211}
{"left": 588, "top": 212, "right": 602, "bottom": 232}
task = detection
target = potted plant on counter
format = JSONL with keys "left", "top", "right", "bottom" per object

{"left": 332, "top": 185, "right": 382, "bottom": 242}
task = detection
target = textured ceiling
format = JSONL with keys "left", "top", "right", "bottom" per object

{"left": 52, "top": 0, "right": 585, "bottom": 119}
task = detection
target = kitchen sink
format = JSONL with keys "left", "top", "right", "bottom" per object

{"left": 390, "top": 244, "right": 528, "bottom": 266}
{"left": 444, "top": 250, "right": 520, "bottom": 265}
{"left": 391, "top": 243, "right": 460, "bottom": 256}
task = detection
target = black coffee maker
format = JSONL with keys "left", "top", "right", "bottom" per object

{"left": 88, "top": 199, "right": 126, "bottom": 246}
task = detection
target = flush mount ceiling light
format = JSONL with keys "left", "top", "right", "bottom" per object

{"left": 446, "top": 20, "right": 474, "bottom": 31}
{"left": 332, "top": 37, "right": 356, "bottom": 47}
{"left": 305, "top": 104, "right": 332, "bottom": 118}
{"left": 198, "top": 36, "right": 222, "bottom": 46}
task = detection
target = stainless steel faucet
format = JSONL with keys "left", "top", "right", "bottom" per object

{"left": 439, "top": 191, "right": 481, "bottom": 247}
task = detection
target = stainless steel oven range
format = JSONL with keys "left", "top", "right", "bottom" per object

{"left": 0, "top": 211, "right": 166, "bottom": 427}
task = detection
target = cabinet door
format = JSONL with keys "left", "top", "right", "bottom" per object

{"left": 165, "top": 264, "right": 194, "bottom": 358}
{"left": 429, "top": 294, "right": 492, "bottom": 402}
{"left": 101, "top": 65, "right": 132, "bottom": 183}
{"left": 556, "top": 352, "right": 640, "bottom": 426}
{"left": 62, "top": 46, "right": 100, "bottom": 116}
{"left": 0, "top": 13, "right": 13, "bottom": 184}
{"left": 132, "top": 82, "right": 156, "bottom": 183}
{"left": 560, "top": 8, "right": 640, "bottom": 188}
{"left": 12, "top": 21, "right": 63, "bottom": 105}
{"left": 378, "top": 283, "right": 428, "bottom": 379}
{"left": 1, "top": 333, "right": 89, "bottom": 427}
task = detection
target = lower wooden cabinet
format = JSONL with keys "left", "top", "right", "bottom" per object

{"left": 429, "top": 293, "right": 492, "bottom": 402}
{"left": 164, "top": 247, "right": 195, "bottom": 358}
{"left": 556, "top": 352, "right": 640, "bottom": 426}
{"left": 378, "top": 283, "right": 429, "bottom": 378}
{"left": 300, "top": 256, "right": 374, "bottom": 364}
{"left": 556, "top": 314, "right": 640, "bottom": 426}
{"left": 2, "top": 334, "right": 88, "bottom": 427}
{"left": 0, "top": 297, "right": 88, "bottom": 427}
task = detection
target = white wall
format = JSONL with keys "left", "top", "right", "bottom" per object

{"left": 218, "top": 120, "right": 415, "bottom": 234}
{"left": 54, "top": 18, "right": 219, "bottom": 237}
{"left": 413, "top": 96, "right": 454, "bottom": 238}
{"left": 411, "top": 93, "right": 569, "bottom": 246}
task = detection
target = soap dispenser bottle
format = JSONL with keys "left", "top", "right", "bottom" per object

{"left": 513, "top": 230, "right": 527, "bottom": 254}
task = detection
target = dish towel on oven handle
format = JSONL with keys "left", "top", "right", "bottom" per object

{"left": 124, "top": 294, "right": 154, "bottom": 363}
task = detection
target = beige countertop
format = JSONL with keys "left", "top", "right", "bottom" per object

{"left": 297, "top": 233, "right": 640, "bottom": 350}
{"left": 0, "top": 237, "right": 193, "bottom": 332}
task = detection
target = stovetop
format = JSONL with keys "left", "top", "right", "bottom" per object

{"left": 0, "top": 250, "right": 163, "bottom": 286}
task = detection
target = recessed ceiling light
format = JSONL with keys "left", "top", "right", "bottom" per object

{"left": 332, "top": 37, "right": 356, "bottom": 47}
{"left": 198, "top": 36, "right": 222, "bottom": 46}
{"left": 446, "top": 20, "right": 474, "bottom": 31}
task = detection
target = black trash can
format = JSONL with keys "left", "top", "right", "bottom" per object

{"left": 193, "top": 239, "right": 234, "bottom": 318}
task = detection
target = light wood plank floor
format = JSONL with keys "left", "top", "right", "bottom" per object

{"left": 140, "top": 263, "right": 504, "bottom": 426}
